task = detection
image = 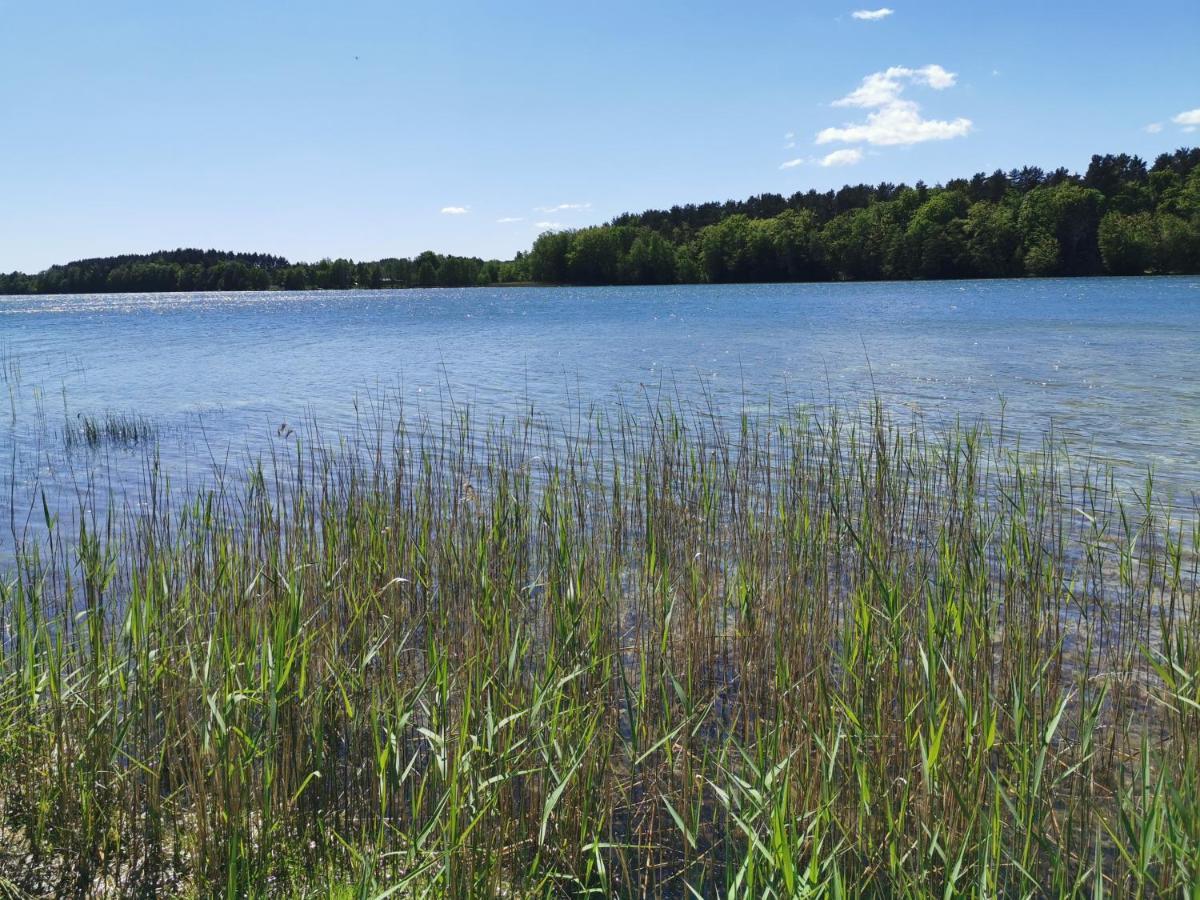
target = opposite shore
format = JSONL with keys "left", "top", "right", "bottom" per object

{"left": 3, "top": 148, "right": 1198, "bottom": 296}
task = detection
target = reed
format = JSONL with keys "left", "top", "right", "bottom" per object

{"left": 1, "top": 395, "right": 1197, "bottom": 896}
{"left": 1, "top": 343, "right": 19, "bottom": 426}
{"left": 63, "top": 411, "right": 159, "bottom": 450}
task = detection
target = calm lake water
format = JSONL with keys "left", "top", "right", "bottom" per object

{"left": 2, "top": 277, "right": 1199, "bottom": 533}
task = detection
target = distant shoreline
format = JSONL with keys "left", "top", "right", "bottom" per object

{"left": 2, "top": 271, "right": 1194, "bottom": 300}
{"left": 4, "top": 147, "right": 1198, "bottom": 294}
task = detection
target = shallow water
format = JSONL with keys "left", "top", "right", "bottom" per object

{"left": 2, "top": 277, "right": 1198, "bottom": 536}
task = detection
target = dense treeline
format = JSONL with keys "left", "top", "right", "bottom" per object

{"left": 0, "top": 248, "right": 526, "bottom": 295}
{"left": 529, "top": 148, "right": 1200, "bottom": 284}
{"left": 3, "top": 148, "right": 1198, "bottom": 294}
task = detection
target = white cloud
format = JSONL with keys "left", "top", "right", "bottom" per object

{"left": 1145, "top": 122, "right": 1164, "bottom": 134}
{"left": 534, "top": 221, "right": 563, "bottom": 230}
{"left": 1173, "top": 108, "right": 1200, "bottom": 126}
{"left": 816, "top": 64, "right": 970, "bottom": 146}
{"left": 817, "top": 104, "right": 972, "bottom": 145}
{"left": 497, "top": 216, "right": 524, "bottom": 223}
{"left": 851, "top": 7, "right": 893, "bottom": 20}
{"left": 833, "top": 65, "right": 956, "bottom": 108}
{"left": 819, "top": 148, "right": 865, "bottom": 167}
{"left": 534, "top": 202, "right": 592, "bottom": 213}
{"left": 779, "top": 158, "right": 807, "bottom": 169}
{"left": 441, "top": 206, "right": 469, "bottom": 215}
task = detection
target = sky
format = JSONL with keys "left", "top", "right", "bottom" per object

{"left": 1, "top": 0, "right": 1197, "bottom": 272}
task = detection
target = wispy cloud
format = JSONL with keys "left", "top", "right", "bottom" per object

{"left": 815, "top": 64, "right": 970, "bottom": 146}
{"left": 1173, "top": 108, "right": 1200, "bottom": 130}
{"left": 440, "top": 206, "right": 469, "bottom": 215}
{"left": 534, "top": 202, "right": 592, "bottom": 213}
{"left": 534, "top": 221, "right": 563, "bottom": 230}
{"left": 851, "top": 7, "right": 893, "bottom": 20}
{"left": 833, "top": 65, "right": 956, "bottom": 107}
{"left": 819, "top": 148, "right": 864, "bottom": 167}
{"left": 497, "top": 216, "right": 524, "bottom": 223}
{"left": 1145, "top": 122, "right": 1164, "bottom": 134}
{"left": 783, "top": 150, "right": 869, "bottom": 169}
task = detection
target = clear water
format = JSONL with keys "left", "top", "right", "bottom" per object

{"left": 2, "top": 277, "right": 1198, "bottom": 534}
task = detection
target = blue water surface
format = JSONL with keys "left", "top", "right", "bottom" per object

{"left": 2, "top": 277, "right": 1198, "bottom": 531}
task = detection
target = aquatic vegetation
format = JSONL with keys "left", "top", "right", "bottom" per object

{"left": 1, "top": 344, "right": 19, "bottom": 426}
{"left": 63, "top": 411, "right": 159, "bottom": 450}
{"left": 1, "top": 397, "right": 1197, "bottom": 896}
{"left": 0, "top": 343, "right": 20, "bottom": 387}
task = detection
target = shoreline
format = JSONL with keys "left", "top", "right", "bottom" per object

{"left": 3, "top": 270, "right": 1196, "bottom": 300}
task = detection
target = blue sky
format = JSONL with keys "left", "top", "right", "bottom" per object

{"left": 1, "top": 0, "right": 1197, "bottom": 271}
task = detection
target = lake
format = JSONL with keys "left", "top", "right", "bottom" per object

{"left": 2, "top": 276, "right": 1198, "bottom": 532}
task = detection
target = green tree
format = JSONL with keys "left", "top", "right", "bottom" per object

{"left": 820, "top": 206, "right": 902, "bottom": 281}
{"left": 414, "top": 255, "right": 438, "bottom": 288}
{"left": 675, "top": 244, "right": 704, "bottom": 283}
{"left": 698, "top": 216, "right": 749, "bottom": 282}
{"left": 622, "top": 230, "right": 677, "bottom": 284}
{"left": 437, "top": 256, "right": 476, "bottom": 287}
{"left": 769, "top": 210, "right": 823, "bottom": 280}
{"left": 566, "top": 228, "right": 624, "bottom": 284}
{"left": 1098, "top": 212, "right": 1156, "bottom": 274}
{"left": 1023, "top": 235, "right": 1060, "bottom": 276}
{"left": 528, "top": 231, "right": 572, "bottom": 283}
{"left": 1018, "top": 184, "right": 1105, "bottom": 275}
{"left": 1156, "top": 214, "right": 1200, "bottom": 273}
{"left": 962, "top": 201, "right": 1021, "bottom": 277}
{"left": 697, "top": 215, "right": 781, "bottom": 282}
{"left": 328, "top": 258, "right": 355, "bottom": 289}
{"left": 902, "top": 193, "right": 969, "bottom": 278}
{"left": 281, "top": 266, "right": 311, "bottom": 290}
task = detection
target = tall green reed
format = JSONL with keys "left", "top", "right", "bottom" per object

{"left": 1, "top": 394, "right": 1197, "bottom": 896}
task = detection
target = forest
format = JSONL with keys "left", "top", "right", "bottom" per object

{"left": 2, "top": 148, "right": 1197, "bottom": 294}
{"left": 0, "top": 247, "right": 519, "bottom": 295}
{"left": 528, "top": 148, "right": 1200, "bottom": 284}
